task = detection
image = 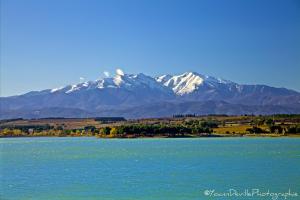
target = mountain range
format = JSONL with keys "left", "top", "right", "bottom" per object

{"left": 1, "top": 70, "right": 300, "bottom": 119}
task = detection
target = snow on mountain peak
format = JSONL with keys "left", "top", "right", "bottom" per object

{"left": 156, "top": 74, "right": 172, "bottom": 83}
{"left": 156, "top": 72, "right": 235, "bottom": 95}
{"left": 51, "top": 87, "right": 64, "bottom": 93}
{"left": 49, "top": 71, "right": 235, "bottom": 95}
{"left": 116, "top": 68, "right": 125, "bottom": 76}
{"left": 160, "top": 72, "right": 204, "bottom": 95}
{"left": 113, "top": 74, "right": 124, "bottom": 86}
{"left": 95, "top": 72, "right": 168, "bottom": 92}
{"left": 66, "top": 81, "right": 91, "bottom": 93}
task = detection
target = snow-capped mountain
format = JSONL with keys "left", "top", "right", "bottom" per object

{"left": 1, "top": 70, "right": 300, "bottom": 119}
{"left": 52, "top": 71, "right": 170, "bottom": 94}
{"left": 156, "top": 72, "right": 233, "bottom": 95}
{"left": 1, "top": 72, "right": 174, "bottom": 111}
{"left": 157, "top": 72, "right": 300, "bottom": 105}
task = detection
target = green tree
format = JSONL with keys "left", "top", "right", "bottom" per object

{"left": 101, "top": 127, "right": 111, "bottom": 135}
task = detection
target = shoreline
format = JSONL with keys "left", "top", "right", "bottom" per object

{"left": 1, "top": 115, "right": 299, "bottom": 138}
{"left": 1, "top": 134, "right": 300, "bottom": 139}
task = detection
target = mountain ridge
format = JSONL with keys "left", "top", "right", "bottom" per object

{"left": 1, "top": 70, "right": 299, "bottom": 119}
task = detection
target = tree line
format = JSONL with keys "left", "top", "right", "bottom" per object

{"left": 1, "top": 118, "right": 299, "bottom": 137}
{"left": 0, "top": 121, "right": 218, "bottom": 138}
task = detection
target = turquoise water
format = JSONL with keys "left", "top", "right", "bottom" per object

{"left": 1, "top": 137, "right": 300, "bottom": 200}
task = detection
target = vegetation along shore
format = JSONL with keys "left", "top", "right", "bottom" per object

{"left": 0, "top": 115, "right": 300, "bottom": 138}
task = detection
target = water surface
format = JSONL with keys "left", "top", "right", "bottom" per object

{"left": 1, "top": 137, "right": 300, "bottom": 200}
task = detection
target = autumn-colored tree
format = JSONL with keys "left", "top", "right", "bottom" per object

{"left": 109, "top": 127, "right": 118, "bottom": 137}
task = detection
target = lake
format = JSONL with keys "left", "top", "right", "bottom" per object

{"left": 1, "top": 137, "right": 300, "bottom": 200}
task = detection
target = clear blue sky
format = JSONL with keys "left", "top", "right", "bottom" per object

{"left": 1, "top": 0, "right": 300, "bottom": 96}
